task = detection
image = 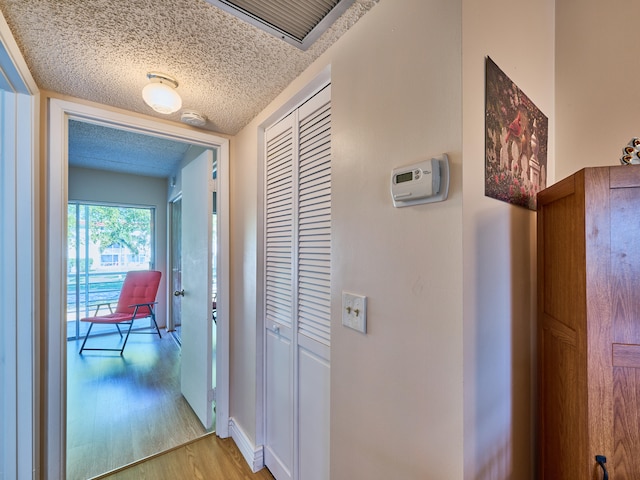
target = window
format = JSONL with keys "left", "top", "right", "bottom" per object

{"left": 67, "top": 203, "right": 155, "bottom": 340}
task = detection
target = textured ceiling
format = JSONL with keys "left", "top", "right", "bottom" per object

{"left": 68, "top": 120, "right": 192, "bottom": 178}
{"left": 0, "top": 0, "right": 377, "bottom": 177}
{"left": 0, "top": 0, "right": 378, "bottom": 135}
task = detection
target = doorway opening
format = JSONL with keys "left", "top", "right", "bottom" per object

{"left": 65, "top": 160, "right": 209, "bottom": 478}
{"left": 46, "top": 98, "right": 230, "bottom": 478}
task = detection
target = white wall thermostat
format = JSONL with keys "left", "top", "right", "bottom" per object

{"left": 390, "top": 154, "right": 450, "bottom": 207}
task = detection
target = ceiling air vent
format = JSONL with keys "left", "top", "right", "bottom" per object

{"left": 206, "top": 0, "right": 355, "bottom": 50}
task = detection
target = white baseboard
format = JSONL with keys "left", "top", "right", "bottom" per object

{"left": 228, "top": 417, "right": 264, "bottom": 473}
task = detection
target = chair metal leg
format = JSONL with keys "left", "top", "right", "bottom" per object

{"left": 79, "top": 322, "right": 95, "bottom": 354}
{"left": 119, "top": 319, "right": 135, "bottom": 356}
{"left": 150, "top": 311, "right": 162, "bottom": 338}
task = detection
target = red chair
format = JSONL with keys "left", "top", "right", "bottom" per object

{"left": 79, "top": 270, "right": 162, "bottom": 355}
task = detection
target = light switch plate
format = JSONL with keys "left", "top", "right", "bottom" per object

{"left": 342, "top": 292, "right": 367, "bottom": 333}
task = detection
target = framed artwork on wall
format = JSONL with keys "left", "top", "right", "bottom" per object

{"left": 484, "top": 56, "right": 548, "bottom": 210}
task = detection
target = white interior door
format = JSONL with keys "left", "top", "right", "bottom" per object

{"left": 264, "top": 112, "right": 295, "bottom": 480}
{"left": 264, "top": 85, "right": 331, "bottom": 480}
{"left": 181, "top": 149, "right": 214, "bottom": 429}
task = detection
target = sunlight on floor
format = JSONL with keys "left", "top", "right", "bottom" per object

{"left": 66, "top": 333, "right": 210, "bottom": 480}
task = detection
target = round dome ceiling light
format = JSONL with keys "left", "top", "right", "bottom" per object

{"left": 181, "top": 110, "right": 208, "bottom": 127}
{"left": 142, "top": 72, "right": 182, "bottom": 114}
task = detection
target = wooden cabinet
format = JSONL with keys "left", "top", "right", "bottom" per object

{"left": 537, "top": 166, "right": 640, "bottom": 479}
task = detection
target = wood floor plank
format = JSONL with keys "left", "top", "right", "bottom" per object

{"left": 95, "top": 435, "right": 274, "bottom": 480}
{"left": 67, "top": 332, "right": 208, "bottom": 479}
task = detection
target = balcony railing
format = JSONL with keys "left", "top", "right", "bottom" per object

{"left": 67, "top": 270, "right": 129, "bottom": 339}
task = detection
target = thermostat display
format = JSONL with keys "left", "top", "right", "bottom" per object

{"left": 395, "top": 171, "right": 414, "bottom": 184}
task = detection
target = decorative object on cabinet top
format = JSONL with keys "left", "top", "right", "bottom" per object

{"left": 620, "top": 137, "right": 640, "bottom": 165}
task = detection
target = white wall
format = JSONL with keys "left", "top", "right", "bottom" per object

{"left": 329, "top": 1, "right": 463, "bottom": 478}
{"left": 230, "top": 90, "right": 261, "bottom": 450}
{"left": 556, "top": 0, "right": 640, "bottom": 180}
{"left": 68, "top": 167, "right": 169, "bottom": 326}
{"left": 462, "top": 0, "right": 555, "bottom": 478}
{"left": 231, "top": 0, "right": 559, "bottom": 478}
{"left": 233, "top": 0, "right": 465, "bottom": 477}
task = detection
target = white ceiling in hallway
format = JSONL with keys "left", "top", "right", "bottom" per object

{"left": 0, "top": 0, "right": 378, "bottom": 135}
{"left": 0, "top": 0, "right": 378, "bottom": 176}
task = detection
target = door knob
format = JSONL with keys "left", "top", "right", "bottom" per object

{"left": 174, "top": 289, "right": 185, "bottom": 297}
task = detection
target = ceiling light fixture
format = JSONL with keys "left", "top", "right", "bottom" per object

{"left": 142, "top": 72, "right": 182, "bottom": 114}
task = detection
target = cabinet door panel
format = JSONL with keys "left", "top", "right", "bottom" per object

{"left": 613, "top": 366, "right": 640, "bottom": 476}
{"left": 540, "top": 325, "right": 584, "bottom": 479}
{"left": 611, "top": 188, "right": 640, "bottom": 343}
{"left": 610, "top": 186, "right": 640, "bottom": 477}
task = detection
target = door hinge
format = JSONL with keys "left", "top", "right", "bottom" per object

{"left": 208, "top": 388, "right": 216, "bottom": 403}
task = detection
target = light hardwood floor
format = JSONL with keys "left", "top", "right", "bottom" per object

{"left": 95, "top": 433, "right": 274, "bottom": 480}
{"left": 67, "top": 330, "right": 208, "bottom": 479}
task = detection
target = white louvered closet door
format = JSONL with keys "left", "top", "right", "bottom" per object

{"left": 264, "top": 85, "right": 331, "bottom": 480}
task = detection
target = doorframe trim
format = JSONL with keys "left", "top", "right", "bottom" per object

{"left": 0, "top": 10, "right": 40, "bottom": 479}
{"left": 167, "top": 194, "right": 182, "bottom": 333}
{"left": 45, "top": 98, "right": 230, "bottom": 478}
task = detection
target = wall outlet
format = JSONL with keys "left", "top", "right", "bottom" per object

{"left": 342, "top": 292, "right": 367, "bottom": 333}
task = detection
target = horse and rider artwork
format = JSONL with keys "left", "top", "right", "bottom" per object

{"left": 485, "top": 56, "right": 548, "bottom": 211}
